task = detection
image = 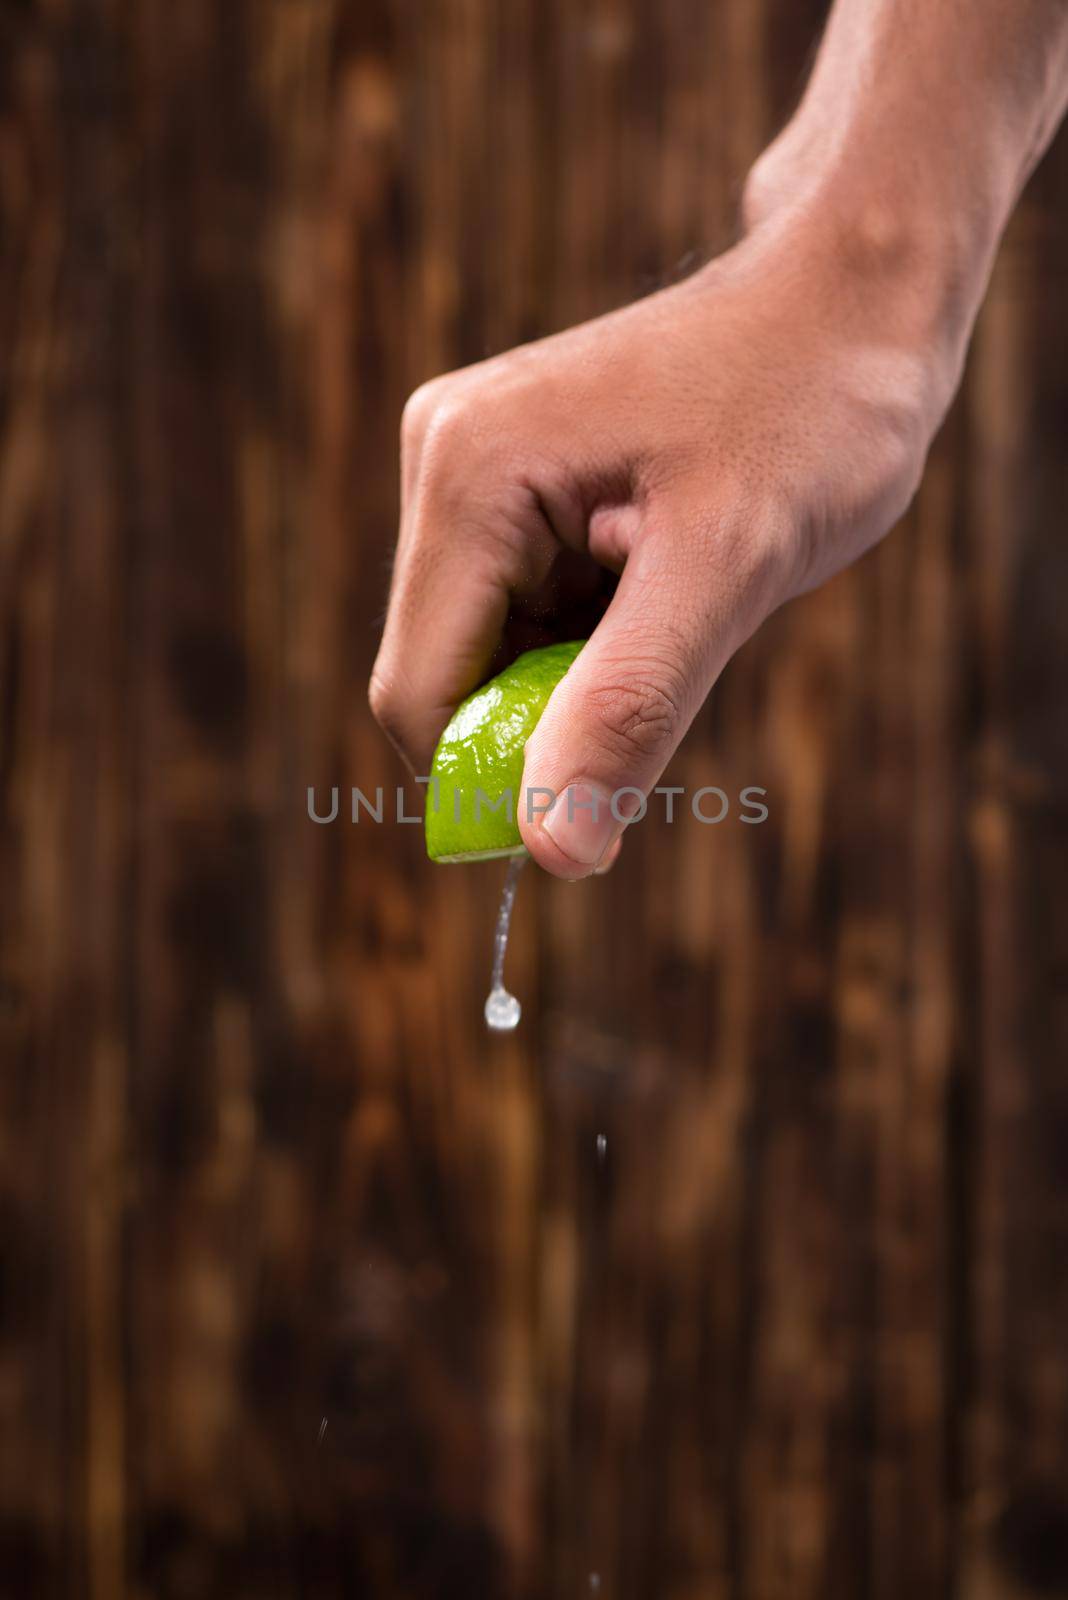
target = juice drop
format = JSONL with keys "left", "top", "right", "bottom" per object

{"left": 484, "top": 854, "right": 526, "bottom": 1032}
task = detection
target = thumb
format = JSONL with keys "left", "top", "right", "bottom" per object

{"left": 518, "top": 544, "right": 713, "bottom": 878}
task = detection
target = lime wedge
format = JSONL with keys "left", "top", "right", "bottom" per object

{"left": 426, "top": 640, "right": 584, "bottom": 862}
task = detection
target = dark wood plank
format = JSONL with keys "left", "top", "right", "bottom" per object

{"left": 1, "top": 2, "right": 1066, "bottom": 1597}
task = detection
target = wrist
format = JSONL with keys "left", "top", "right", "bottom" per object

{"left": 735, "top": 0, "right": 1066, "bottom": 400}
{"left": 739, "top": 131, "right": 1003, "bottom": 415}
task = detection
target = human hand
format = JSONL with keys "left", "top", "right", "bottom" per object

{"left": 370, "top": 204, "right": 960, "bottom": 877}
{"left": 371, "top": 0, "right": 1068, "bottom": 879}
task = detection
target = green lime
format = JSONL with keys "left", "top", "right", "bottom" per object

{"left": 426, "top": 640, "right": 584, "bottom": 862}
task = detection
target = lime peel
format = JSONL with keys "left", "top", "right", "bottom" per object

{"left": 426, "top": 640, "right": 584, "bottom": 863}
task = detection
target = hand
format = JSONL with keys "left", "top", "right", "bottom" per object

{"left": 370, "top": 207, "right": 953, "bottom": 878}
{"left": 371, "top": 0, "right": 1068, "bottom": 879}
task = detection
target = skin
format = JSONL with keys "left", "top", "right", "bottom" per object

{"left": 371, "top": 0, "right": 1068, "bottom": 878}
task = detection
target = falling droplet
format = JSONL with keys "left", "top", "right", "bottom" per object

{"left": 485, "top": 855, "right": 526, "bottom": 1032}
{"left": 589, "top": 1575, "right": 602, "bottom": 1594}
{"left": 484, "top": 987, "right": 521, "bottom": 1031}
{"left": 317, "top": 1417, "right": 328, "bottom": 1443}
{"left": 596, "top": 1134, "right": 607, "bottom": 1162}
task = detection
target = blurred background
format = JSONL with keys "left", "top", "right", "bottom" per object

{"left": 2, "top": 2, "right": 1068, "bottom": 1597}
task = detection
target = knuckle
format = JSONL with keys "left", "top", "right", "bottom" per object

{"left": 415, "top": 392, "right": 518, "bottom": 519}
{"left": 584, "top": 671, "right": 683, "bottom": 764}
{"left": 368, "top": 665, "right": 405, "bottom": 744}
{"left": 739, "top": 169, "right": 769, "bottom": 235}
{"left": 711, "top": 492, "right": 797, "bottom": 604}
{"left": 422, "top": 389, "right": 482, "bottom": 459}
{"left": 739, "top": 150, "right": 781, "bottom": 233}
{"left": 400, "top": 378, "right": 449, "bottom": 448}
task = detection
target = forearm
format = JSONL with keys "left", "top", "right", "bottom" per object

{"left": 744, "top": 0, "right": 1068, "bottom": 384}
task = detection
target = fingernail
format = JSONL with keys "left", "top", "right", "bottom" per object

{"left": 542, "top": 783, "right": 617, "bottom": 868}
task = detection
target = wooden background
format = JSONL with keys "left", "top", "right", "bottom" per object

{"left": 2, "top": 2, "right": 1067, "bottom": 1596}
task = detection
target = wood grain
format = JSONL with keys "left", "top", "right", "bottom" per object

{"left": 1, "top": 2, "right": 1067, "bottom": 1597}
